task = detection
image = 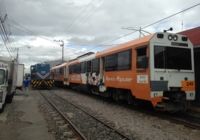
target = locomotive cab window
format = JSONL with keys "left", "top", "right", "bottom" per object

{"left": 136, "top": 46, "right": 148, "bottom": 69}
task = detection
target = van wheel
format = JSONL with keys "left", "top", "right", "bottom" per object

{"left": 127, "top": 93, "right": 134, "bottom": 105}
{"left": 0, "top": 103, "right": 5, "bottom": 113}
{"left": 6, "top": 94, "right": 14, "bottom": 103}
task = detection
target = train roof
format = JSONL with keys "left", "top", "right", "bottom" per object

{"left": 51, "top": 62, "right": 68, "bottom": 70}
{"left": 96, "top": 34, "right": 154, "bottom": 57}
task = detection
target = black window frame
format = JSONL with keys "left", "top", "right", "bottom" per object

{"left": 92, "top": 58, "right": 100, "bottom": 73}
{"left": 87, "top": 61, "right": 92, "bottom": 72}
{"left": 117, "top": 49, "right": 132, "bottom": 70}
{"left": 136, "top": 46, "right": 148, "bottom": 69}
{"left": 154, "top": 46, "right": 192, "bottom": 70}
{"left": 105, "top": 53, "right": 118, "bottom": 71}
{"left": 81, "top": 62, "right": 87, "bottom": 73}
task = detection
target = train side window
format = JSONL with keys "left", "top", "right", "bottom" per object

{"left": 136, "top": 47, "right": 148, "bottom": 69}
{"left": 87, "top": 61, "right": 91, "bottom": 72}
{"left": 77, "top": 64, "right": 81, "bottom": 74}
{"left": 59, "top": 68, "right": 63, "bottom": 74}
{"left": 105, "top": 54, "right": 117, "bottom": 71}
{"left": 92, "top": 58, "right": 100, "bottom": 73}
{"left": 74, "top": 64, "right": 81, "bottom": 74}
{"left": 69, "top": 66, "right": 72, "bottom": 74}
{"left": 117, "top": 49, "right": 132, "bottom": 70}
{"left": 81, "top": 62, "right": 86, "bottom": 73}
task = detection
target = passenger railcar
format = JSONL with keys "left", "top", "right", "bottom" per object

{"left": 51, "top": 32, "right": 195, "bottom": 111}
{"left": 30, "top": 63, "right": 54, "bottom": 89}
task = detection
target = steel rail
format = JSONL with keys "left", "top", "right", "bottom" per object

{"left": 40, "top": 91, "right": 87, "bottom": 140}
{"left": 54, "top": 93, "right": 131, "bottom": 140}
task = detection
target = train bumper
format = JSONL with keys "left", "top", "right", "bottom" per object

{"left": 31, "top": 80, "right": 54, "bottom": 89}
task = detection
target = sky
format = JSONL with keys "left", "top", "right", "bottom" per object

{"left": 0, "top": 0, "right": 200, "bottom": 72}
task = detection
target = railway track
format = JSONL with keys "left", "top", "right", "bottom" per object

{"left": 40, "top": 91, "right": 87, "bottom": 140}
{"left": 40, "top": 90, "right": 131, "bottom": 140}
{"left": 68, "top": 88, "right": 200, "bottom": 130}
{"left": 160, "top": 111, "right": 200, "bottom": 130}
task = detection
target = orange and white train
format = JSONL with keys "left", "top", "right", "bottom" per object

{"left": 51, "top": 32, "right": 195, "bottom": 111}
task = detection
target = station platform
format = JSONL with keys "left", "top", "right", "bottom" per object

{"left": 0, "top": 90, "right": 54, "bottom": 140}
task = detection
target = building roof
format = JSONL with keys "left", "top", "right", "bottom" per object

{"left": 179, "top": 26, "right": 200, "bottom": 48}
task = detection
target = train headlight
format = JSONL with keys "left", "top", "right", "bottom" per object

{"left": 168, "top": 34, "right": 173, "bottom": 40}
{"left": 182, "top": 36, "right": 188, "bottom": 41}
{"left": 173, "top": 35, "right": 178, "bottom": 41}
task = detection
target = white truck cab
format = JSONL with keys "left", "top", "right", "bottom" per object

{"left": 0, "top": 57, "right": 24, "bottom": 113}
{"left": 0, "top": 63, "right": 9, "bottom": 112}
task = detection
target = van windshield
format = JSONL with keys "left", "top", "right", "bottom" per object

{"left": 154, "top": 46, "right": 192, "bottom": 70}
{"left": 0, "top": 70, "right": 5, "bottom": 85}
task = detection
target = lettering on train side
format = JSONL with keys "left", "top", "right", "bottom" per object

{"left": 106, "top": 76, "right": 132, "bottom": 82}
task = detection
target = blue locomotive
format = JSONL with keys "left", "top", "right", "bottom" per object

{"left": 30, "top": 63, "right": 54, "bottom": 89}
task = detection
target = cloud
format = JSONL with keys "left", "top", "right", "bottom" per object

{"left": 0, "top": 0, "right": 200, "bottom": 72}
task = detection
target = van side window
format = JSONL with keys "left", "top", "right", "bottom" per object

{"left": 136, "top": 47, "right": 148, "bottom": 69}
{"left": 92, "top": 58, "right": 100, "bottom": 73}
{"left": 105, "top": 54, "right": 117, "bottom": 71}
{"left": 118, "top": 49, "right": 131, "bottom": 70}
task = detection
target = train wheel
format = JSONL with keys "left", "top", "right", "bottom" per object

{"left": 127, "top": 93, "right": 134, "bottom": 105}
{"left": 112, "top": 92, "right": 119, "bottom": 102}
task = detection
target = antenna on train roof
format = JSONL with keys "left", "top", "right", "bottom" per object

{"left": 164, "top": 27, "right": 173, "bottom": 32}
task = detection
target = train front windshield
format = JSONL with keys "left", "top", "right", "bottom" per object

{"left": 154, "top": 46, "right": 192, "bottom": 70}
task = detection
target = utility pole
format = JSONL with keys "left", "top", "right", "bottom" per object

{"left": 15, "top": 46, "right": 31, "bottom": 64}
{"left": 54, "top": 40, "right": 64, "bottom": 62}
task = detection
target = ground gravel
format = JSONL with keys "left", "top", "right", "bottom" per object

{"left": 55, "top": 89, "right": 200, "bottom": 140}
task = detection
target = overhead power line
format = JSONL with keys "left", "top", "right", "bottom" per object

{"left": 143, "top": 2, "right": 200, "bottom": 29}
{"left": 65, "top": 0, "right": 95, "bottom": 33}
{"left": 0, "top": 13, "right": 13, "bottom": 58}
{"left": 102, "top": 2, "right": 200, "bottom": 45}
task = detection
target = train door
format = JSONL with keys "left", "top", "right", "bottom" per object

{"left": 86, "top": 61, "right": 91, "bottom": 85}
{"left": 64, "top": 65, "right": 69, "bottom": 85}
{"left": 91, "top": 58, "right": 100, "bottom": 86}
{"left": 135, "top": 46, "right": 149, "bottom": 99}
